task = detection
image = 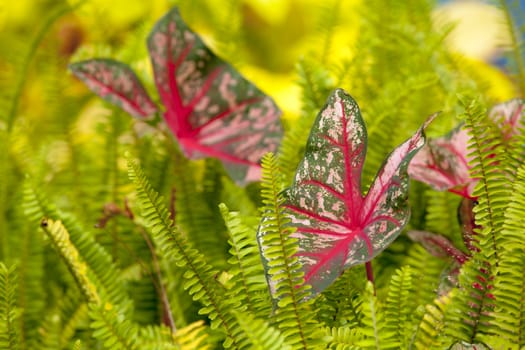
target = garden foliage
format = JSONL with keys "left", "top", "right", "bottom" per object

{"left": 1, "top": 1, "right": 525, "bottom": 349}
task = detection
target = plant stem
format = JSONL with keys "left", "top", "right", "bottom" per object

{"left": 365, "top": 261, "right": 376, "bottom": 295}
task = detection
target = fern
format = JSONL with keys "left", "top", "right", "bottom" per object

{"left": 88, "top": 302, "right": 139, "bottom": 350}
{"left": 278, "top": 58, "right": 334, "bottom": 183}
{"left": 384, "top": 266, "right": 416, "bottom": 348}
{"left": 220, "top": 204, "right": 270, "bottom": 317}
{"left": 324, "top": 327, "right": 362, "bottom": 350}
{"left": 355, "top": 282, "right": 399, "bottom": 349}
{"left": 233, "top": 312, "right": 292, "bottom": 350}
{"left": 173, "top": 321, "right": 210, "bottom": 350}
{"left": 127, "top": 156, "right": 245, "bottom": 349}
{"left": 23, "top": 180, "right": 130, "bottom": 311}
{"left": 489, "top": 164, "right": 525, "bottom": 346}
{"left": 0, "top": 264, "right": 20, "bottom": 350}
{"left": 412, "top": 292, "right": 453, "bottom": 349}
{"left": 315, "top": 269, "right": 364, "bottom": 328}
{"left": 39, "top": 218, "right": 100, "bottom": 304}
{"left": 462, "top": 97, "right": 508, "bottom": 266}
{"left": 443, "top": 256, "right": 494, "bottom": 344}
{"left": 256, "top": 153, "right": 323, "bottom": 349}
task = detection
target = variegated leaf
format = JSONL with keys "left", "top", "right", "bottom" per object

{"left": 408, "top": 125, "right": 475, "bottom": 198}
{"left": 283, "top": 88, "right": 433, "bottom": 294}
{"left": 488, "top": 98, "right": 525, "bottom": 140}
{"left": 147, "top": 7, "right": 282, "bottom": 184}
{"left": 407, "top": 230, "right": 468, "bottom": 264}
{"left": 69, "top": 59, "right": 158, "bottom": 118}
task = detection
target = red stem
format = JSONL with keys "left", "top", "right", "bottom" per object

{"left": 365, "top": 261, "right": 376, "bottom": 295}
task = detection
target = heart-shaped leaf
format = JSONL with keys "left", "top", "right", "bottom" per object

{"left": 283, "top": 88, "right": 434, "bottom": 294}
{"left": 488, "top": 98, "right": 524, "bottom": 140}
{"left": 408, "top": 125, "right": 474, "bottom": 198}
{"left": 69, "top": 8, "right": 283, "bottom": 185}
{"left": 69, "top": 58, "right": 158, "bottom": 118}
{"left": 147, "top": 8, "right": 282, "bottom": 184}
{"left": 409, "top": 99, "right": 525, "bottom": 198}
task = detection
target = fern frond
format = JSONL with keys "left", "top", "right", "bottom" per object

{"left": 72, "top": 339, "right": 82, "bottom": 350}
{"left": 384, "top": 266, "right": 416, "bottom": 348}
{"left": 443, "top": 255, "right": 494, "bottom": 344}
{"left": 173, "top": 320, "right": 210, "bottom": 350}
{"left": 0, "top": 3, "right": 75, "bottom": 132}
{"left": 23, "top": 180, "right": 130, "bottom": 310}
{"left": 355, "top": 282, "right": 399, "bottom": 349}
{"left": 412, "top": 291, "right": 453, "bottom": 349}
{"left": 257, "top": 153, "right": 323, "bottom": 349}
{"left": 88, "top": 302, "right": 139, "bottom": 350}
{"left": 488, "top": 164, "right": 525, "bottom": 346}
{"left": 403, "top": 244, "right": 448, "bottom": 308}
{"left": 424, "top": 190, "right": 462, "bottom": 245}
{"left": 0, "top": 264, "right": 20, "bottom": 350}
{"left": 32, "top": 285, "right": 89, "bottom": 350}
{"left": 315, "top": 0, "right": 343, "bottom": 65}
{"left": 40, "top": 218, "right": 100, "bottom": 304}
{"left": 127, "top": 157, "right": 245, "bottom": 349}
{"left": 490, "top": 249, "right": 525, "bottom": 347}
{"left": 315, "top": 268, "right": 364, "bottom": 328}
{"left": 278, "top": 58, "right": 334, "bottom": 183}
{"left": 324, "top": 326, "right": 362, "bottom": 350}
{"left": 169, "top": 145, "right": 229, "bottom": 269}
{"left": 234, "top": 312, "right": 292, "bottom": 350}
{"left": 463, "top": 97, "right": 508, "bottom": 265}
{"left": 220, "top": 204, "right": 270, "bottom": 317}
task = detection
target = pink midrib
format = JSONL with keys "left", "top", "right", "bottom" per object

{"left": 156, "top": 40, "right": 262, "bottom": 166}
{"left": 83, "top": 72, "right": 156, "bottom": 117}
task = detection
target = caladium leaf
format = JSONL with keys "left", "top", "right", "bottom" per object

{"left": 408, "top": 125, "right": 475, "bottom": 199}
{"left": 147, "top": 7, "right": 282, "bottom": 184}
{"left": 283, "top": 88, "right": 434, "bottom": 294}
{"left": 488, "top": 98, "right": 525, "bottom": 140}
{"left": 69, "top": 59, "right": 158, "bottom": 118}
{"left": 407, "top": 230, "right": 468, "bottom": 264}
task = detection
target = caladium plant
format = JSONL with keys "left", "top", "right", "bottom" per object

{"left": 408, "top": 99, "right": 525, "bottom": 199}
{"left": 281, "top": 88, "right": 435, "bottom": 295}
{"left": 69, "top": 7, "right": 283, "bottom": 184}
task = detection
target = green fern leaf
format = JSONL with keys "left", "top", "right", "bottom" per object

{"left": 23, "top": 180, "right": 130, "bottom": 311}
{"left": 234, "top": 312, "right": 292, "bottom": 350}
{"left": 127, "top": 156, "right": 246, "bottom": 349}
{"left": 356, "top": 282, "right": 399, "bottom": 349}
{"left": 412, "top": 292, "right": 453, "bottom": 349}
{"left": 0, "top": 264, "right": 20, "bottom": 350}
{"left": 384, "top": 266, "right": 416, "bottom": 348}
{"left": 462, "top": 97, "right": 508, "bottom": 265}
{"left": 89, "top": 302, "right": 139, "bottom": 350}
{"left": 39, "top": 219, "right": 100, "bottom": 304}
{"left": 220, "top": 204, "right": 270, "bottom": 317}
{"left": 256, "top": 153, "right": 324, "bottom": 349}
{"left": 489, "top": 164, "right": 525, "bottom": 346}
{"left": 324, "top": 326, "right": 362, "bottom": 350}
{"left": 443, "top": 256, "right": 494, "bottom": 344}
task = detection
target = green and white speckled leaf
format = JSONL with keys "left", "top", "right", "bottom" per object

{"left": 69, "top": 58, "right": 158, "bottom": 118}
{"left": 283, "top": 88, "right": 433, "bottom": 294}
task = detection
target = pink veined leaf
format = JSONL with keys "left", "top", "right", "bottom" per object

{"left": 282, "top": 88, "right": 435, "bottom": 294}
{"left": 488, "top": 98, "right": 525, "bottom": 140}
{"left": 147, "top": 7, "right": 282, "bottom": 184}
{"left": 407, "top": 230, "right": 469, "bottom": 264}
{"left": 69, "top": 59, "right": 158, "bottom": 118}
{"left": 408, "top": 125, "right": 476, "bottom": 199}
